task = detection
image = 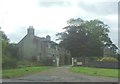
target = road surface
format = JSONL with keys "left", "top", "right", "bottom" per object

{"left": 2, "top": 66, "right": 118, "bottom": 82}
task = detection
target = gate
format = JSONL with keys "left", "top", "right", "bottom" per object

{"left": 72, "top": 57, "right": 85, "bottom": 66}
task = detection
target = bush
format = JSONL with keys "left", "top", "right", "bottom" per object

{"left": 99, "top": 57, "right": 118, "bottom": 62}
{"left": 41, "top": 58, "right": 54, "bottom": 66}
{"left": 2, "top": 55, "right": 17, "bottom": 69}
{"left": 17, "top": 61, "right": 33, "bottom": 68}
{"left": 17, "top": 61, "right": 42, "bottom": 68}
{"left": 117, "top": 54, "right": 120, "bottom": 61}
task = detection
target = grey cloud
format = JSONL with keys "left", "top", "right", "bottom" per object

{"left": 35, "top": 29, "right": 54, "bottom": 35}
{"left": 33, "top": 28, "right": 58, "bottom": 42}
{"left": 8, "top": 27, "right": 27, "bottom": 43}
{"left": 100, "top": 17, "right": 117, "bottom": 29}
{"left": 78, "top": 2, "right": 118, "bottom": 16}
{"left": 118, "top": 2, "right": 120, "bottom": 48}
{"left": 39, "top": 0, "right": 71, "bottom": 7}
{"left": 109, "top": 30, "right": 118, "bottom": 46}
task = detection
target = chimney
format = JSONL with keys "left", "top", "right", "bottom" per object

{"left": 46, "top": 35, "right": 51, "bottom": 41}
{"left": 27, "top": 26, "right": 34, "bottom": 35}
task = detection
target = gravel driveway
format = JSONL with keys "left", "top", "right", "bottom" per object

{"left": 2, "top": 66, "right": 118, "bottom": 82}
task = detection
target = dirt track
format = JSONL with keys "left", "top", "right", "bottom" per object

{"left": 2, "top": 66, "right": 118, "bottom": 82}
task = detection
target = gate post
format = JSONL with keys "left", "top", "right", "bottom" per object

{"left": 56, "top": 57, "right": 59, "bottom": 67}
{"left": 72, "top": 58, "right": 74, "bottom": 66}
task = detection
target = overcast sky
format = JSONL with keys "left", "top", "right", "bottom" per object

{"left": 0, "top": 0, "right": 119, "bottom": 47}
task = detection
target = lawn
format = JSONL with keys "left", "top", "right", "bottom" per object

{"left": 70, "top": 67, "right": 119, "bottom": 78}
{"left": 2, "top": 66, "right": 52, "bottom": 78}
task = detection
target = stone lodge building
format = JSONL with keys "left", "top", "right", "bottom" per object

{"left": 17, "top": 26, "right": 71, "bottom": 66}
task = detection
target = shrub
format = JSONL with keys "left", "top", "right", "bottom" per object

{"left": 17, "top": 61, "right": 42, "bottom": 68}
{"left": 117, "top": 54, "right": 120, "bottom": 61}
{"left": 2, "top": 55, "right": 17, "bottom": 69}
{"left": 99, "top": 57, "right": 118, "bottom": 62}
{"left": 17, "top": 61, "right": 33, "bottom": 68}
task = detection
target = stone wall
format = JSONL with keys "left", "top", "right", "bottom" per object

{"left": 85, "top": 60, "right": 119, "bottom": 69}
{"left": 72, "top": 57, "right": 120, "bottom": 69}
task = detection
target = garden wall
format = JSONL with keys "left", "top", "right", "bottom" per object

{"left": 84, "top": 60, "right": 120, "bottom": 69}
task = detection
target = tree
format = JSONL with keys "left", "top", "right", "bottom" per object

{"left": 1, "top": 31, "right": 9, "bottom": 55}
{"left": 7, "top": 43, "right": 18, "bottom": 59}
{"left": 56, "top": 18, "right": 117, "bottom": 58}
{"left": 1, "top": 30, "right": 18, "bottom": 68}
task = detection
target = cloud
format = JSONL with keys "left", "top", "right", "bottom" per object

{"left": 77, "top": 2, "right": 118, "bottom": 16}
{"left": 39, "top": 0, "right": 71, "bottom": 7}
{"left": 0, "top": 0, "right": 118, "bottom": 47}
{"left": 7, "top": 26, "right": 27, "bottom": 43}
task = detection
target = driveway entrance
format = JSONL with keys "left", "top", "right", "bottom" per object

{"left": 3, "top": 66, "right": 118, "bottom": 82}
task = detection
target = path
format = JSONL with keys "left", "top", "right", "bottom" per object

{"left": 2, "top": 66, "right": 118, "bottom": 82}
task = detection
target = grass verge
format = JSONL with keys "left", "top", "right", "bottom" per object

{"left": 2, "top": 66, "right": 52, "bottom": 78}
{"left": 70, "top": 67, "right": 119, "bottom": 78}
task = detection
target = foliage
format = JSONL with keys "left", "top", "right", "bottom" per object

{"left": 70, "top": 67, "right": 119, "bottom": 78}
{"left": 98, "top": 57, "right": 118, "bottom": 62}
{"left": 7, "top": 43, "right": 18, "bottom": 59}
{"left": 41, "top": 58, "right": 54, "bottom": 66}
{"left": 1, "top": 30, "right": 18, "bottom": 69}
{"left": 117, "top": 54, "right": 120, "bottom": 61}
{"left": 17, "top": 60, "right": 42, "bottom": 68}
{"left": 2, "top": 66, "right": 51, "bottom": 78}
{"left": 17, "top": 61, "right": 33, "bottom": 68}
{"left": 1, "top": 29, "right": 9, "bottom": 55}
{"left": 2, "top": 55, "right": 17, "bottom": 69}
{"left": 56, "top": 18, "right": 118, "bottom": 58}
